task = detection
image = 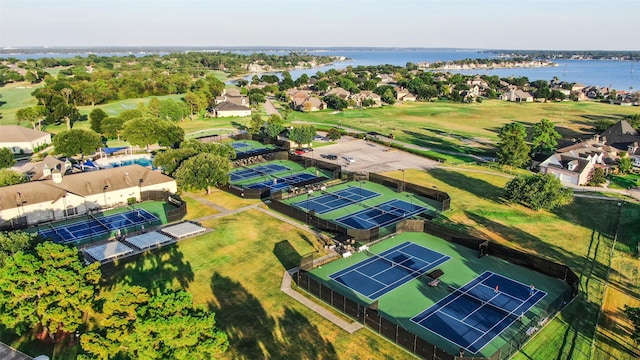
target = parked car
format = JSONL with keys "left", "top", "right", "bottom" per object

{"left": 321, "top": 154, "right": 338, "bottom": 160}
{"left": 345, "top": 156, "right": 355, "bottom": 163}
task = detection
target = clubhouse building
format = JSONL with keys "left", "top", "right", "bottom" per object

{"left": 0, "top": 164, "right": 176, "bottom": 228}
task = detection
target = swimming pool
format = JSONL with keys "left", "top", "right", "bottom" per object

{"left": 104, "top": 158, "right": 154, "bottom": 168}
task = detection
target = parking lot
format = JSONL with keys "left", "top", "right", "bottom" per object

{"left": 298, "top": 136, "right": 438, "bottom": 173}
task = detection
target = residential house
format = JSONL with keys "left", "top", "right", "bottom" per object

{"left": 210, "top": 101, "right": 252, "bottom": 117}
{"left": 19, "top": 155, "right": 75, "bottom": 181}
{"left": 395, "top": 87, "right": 416, "bottom": 102}
{"left": 326, "top": 87, "right": 350, "bottom": 100}
{"left": 214, "top": 88, "right": 248, "bottom": 106}
{"left": 499, "top": 89, "right": 534, "bottom": 102}
{"left": 600, "top": 120, "right": 640, "bottom": 166}
{"left": 350, "top": 91, "right": 382, "bottom": 107}
{"left": 0, "top": 125, "right": 51, "bottom": 154}
{"left": 0, "top": 164, "right": 176, "bottom": 227}
{"left": 292, "top": 96, "right": 326, "bottom": 112}
{"left": 539, "top": 154, "right": 593, "bottom": 185}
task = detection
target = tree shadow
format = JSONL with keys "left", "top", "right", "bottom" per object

{"left": 100, "top": 244, "right": 194, "bottom": 295}
{"left": 462, "top": 210, "right": 608, "bottom": 279}
{"left": 428, "top": 168, "right": 506, "bottom": 203}
{"left": 273, "top": 240, "right": 301, "bottom": 270}
{"left": 402, "top": 129, "right": 490, "bottom": 156}
{"left": 208, "top": 272, "right": 337, "bottom": 360}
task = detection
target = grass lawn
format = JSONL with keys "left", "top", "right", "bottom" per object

{"left": 608, "top": 173, "right": 640, "bottom": 190}
{"left": 287, "top": 100, "right": 639, "bottom": 156}
{"left": 0, "top": 82, "right": 44, "bottom": 124}
{"left": 188, "top": 188, "right": 261, "bottom": 210}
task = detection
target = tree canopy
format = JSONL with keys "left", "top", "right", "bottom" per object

{"left": 174, "top": 153, "right": 232, "bottom": 194}
{"left": 504, "top": 173, "right": 573, "bottom": 210}
{"left": 497, "top": 122, "right": 531, "bottom": 168}
{"left": 264, "top": 115, "right": 286, "bottom": 138}
{"left": 53, "top": 128, "right": 103, "bottom": 158}
{"left": 0, "top": 169, "right": 27, "bottom": 187}
{"left": 0, "top": 242, "right": 101, "bottom": 341}
{"left": 0, "top": 147, "right": 16, "bottom": 169}
{"left": 89, "top": 108, "right": 108, "bottom": 134}
{"left": 0, "top": 230, "right": 39, "bottom": 266}
{"left": 531, "top": 118, "right": 561, "bottom": 153}
{"left": 122, "top": 118, "right": 184, "bottom": 150}
{"left": 288, "top": 125, "right": 316, "bottom": 147}
{"left": 81, "top": 286, "right": 228, "bottom": 359}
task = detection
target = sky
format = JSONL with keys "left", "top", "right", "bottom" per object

{"left": 1, "top": 0, "right": 639, "bottom": 50}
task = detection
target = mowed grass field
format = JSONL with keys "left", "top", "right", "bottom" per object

{"left": 288, "top": 100, "right": 640, "bottom": 155}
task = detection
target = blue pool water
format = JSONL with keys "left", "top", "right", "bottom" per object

{"left": 105, "top": 158, "right": 153, "bottom": 168}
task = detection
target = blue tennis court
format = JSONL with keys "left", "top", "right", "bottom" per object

{"left": 294, "top": 187, "right": 380, "bottom": 214}
{"left": 244, "top": 172, "right": 319, "bottom": 190}
{"left": 232, "top": 142, "right": 271, "bottom": 157}
{"left": 230, "top": 163, "right": 290, "bottom": 182}
{"left": 335, "top": 199, "right": 426, "bottom": 229}
{"left": 411, "top": 271, "right": 547, "bottom": 354}
{"left": 329, "top": 242, "right": 450, "bottom": 299}
{"left": 39, "top": 209, "right": 159, "bottom": 244}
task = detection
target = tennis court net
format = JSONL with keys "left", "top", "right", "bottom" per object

{"left": 89, "top": 213, "right": 111, "bottom": 231}
{"left": 364, "top": 249, "right": 420, "bottom": 275}
{"left": 322, "top": 189, "right": 363, "bottom": 206}
{"left": 447, "top": 285, "right": 526, "bottom": 322}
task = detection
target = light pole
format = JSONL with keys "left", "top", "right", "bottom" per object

{"left": 400, "top": 169, "right": 405, "bottom": 192}
{"left": 307, "top": 189, "right": 314, "bottom": 223}
{"left": 103, "top": 185, "right": 109, "bottom": 207}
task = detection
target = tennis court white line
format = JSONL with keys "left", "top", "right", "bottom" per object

{"left": 435, "top": 308, "right": 486, "bottom": 334}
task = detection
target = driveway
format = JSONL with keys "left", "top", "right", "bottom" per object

{"left": 300, "top": 135, "right": 438, "bottom": 173}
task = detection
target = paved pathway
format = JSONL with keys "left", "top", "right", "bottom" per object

{"left": 281, "top": 268, "right": 363, "bottom": 333}
{"left": 263, "top": 98, "right": 280, "bottom": 116}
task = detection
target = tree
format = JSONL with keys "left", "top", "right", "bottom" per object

{"left": 288, "top": 125, "right": 316, "bottom": 147}
{"left": 531, "top": 118, "right": 561, "bottom": 153}
{"left": 0, "top": 242, "right": 101, "bottom": 341}
{"left": 0, "top": 230, "right": 38, "bottom": 266}
{"left": 0, "top": 147, "right": 15, "bottom": 169}
{"left": 313, "top": 80, "right": 329, "bottom": 92}
{"left": 89, "top": 108, "right": 108, "bottom": 134}
{"left": 623, "top": 305, "right": 640, "bottom": 344}
{"left": 504, "top": 173, "right": 573, "bottom": 210}
{"left": 157, "top": 121, "right": 185, "bottom": 148}
{"left": 0, "top": 169, "right": 27, "bottom": 187}
{"left": 174, "top": 153, "right": 231, "bottom": 194}
{"left": 593, "top": 119, "right": 615, "bottom": 134}
{"left": 16, "top": 107, "right": 42, "bottom": 130}
{"left": 497, "top": 122, "right": 531, "bottom": 168}
{"left": 588, "top": 167, "right": 607, "bottom": 186}
{"left": 159, "top": 99, "right": 189, "bottom": 122}
{"left": 122, "top": 117, "right": 162, "bottom": 151}
{"left": 248, "top": 114, "right": 263, "bottom": 135}
{"left": 183, "top": 91, "right": 207, "bottom": 117}
{"left": 264, "top": 115, "right": 286, "bottom": 138}
{"left": 101, "top": 117, "right": 126, "bottom": 142}
{"left": 46, "top": 102, "right": 81, "bottom": 130}
{"left": 53, "top": 129, "right": 102, "bottom": 158}
{"left": 617, "top": 156, "right": 633, "bottom": 174}
{"left": 323, "top": 94, "right": 348, "bottom": 110}
{"left": 327, "top": 127, "right": 342, "bottom": 141}
{"left": 82, "top": 287, "right": 228, "bottom": 359}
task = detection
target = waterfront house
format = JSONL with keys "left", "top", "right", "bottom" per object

{"left": 499, "top": 89, "right": 534, "bottom": 102}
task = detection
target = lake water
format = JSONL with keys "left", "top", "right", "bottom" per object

{"left": 3, "top": 48, "right": 638, "bottom": 90}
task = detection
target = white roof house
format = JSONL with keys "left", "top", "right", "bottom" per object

{"left": 0, "top": 125, "right": 51, "bottom": 154}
